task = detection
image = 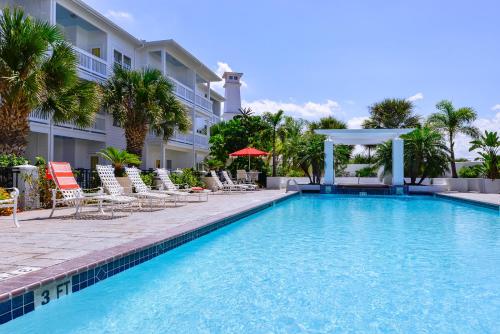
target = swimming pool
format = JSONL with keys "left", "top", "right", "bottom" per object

{"left": 2, "top": 195, "right": 499, "bottom": 333}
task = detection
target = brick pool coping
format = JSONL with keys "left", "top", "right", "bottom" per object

{"left": 0, "top": 191, "right": 298, "bottom": 303}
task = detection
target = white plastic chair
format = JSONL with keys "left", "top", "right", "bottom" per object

{"left": 155, "top": 168, "right": 209, "bottom": 201}
{"left": 49, "top": 162, "right": 137, "bottom": 218}
{"left": 124, "top": 167, "right": 177, "bottom": 209}
{"left": 210, "top": 171, "right": 244, "bottom": 192}
{"left": 221, "top": 171, "right": 256, "bottom": 191}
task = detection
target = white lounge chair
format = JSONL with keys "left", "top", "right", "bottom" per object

{"left": 155, "top": 168, "right": 209, "bottom": 202}
{"left": 221, "top": 171, "right": 257, "bottom": 191}
{"left": 124, "top": 167, "right": 178, "bottom": 209}
{"left": 0, "top": 187, "right": 19, "bottom": 227}
{"left": 210, "top": 171, "right": 245, "bottom": 192}
{"left": 49, "top": 162, "right": 136, "bottom": 218}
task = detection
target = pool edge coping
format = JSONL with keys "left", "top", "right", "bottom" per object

{"left": 0, "top": 191, "right": 298, "bottom": 325}
{"left": 434, "top": 193, "right": 499, "bottom": 211}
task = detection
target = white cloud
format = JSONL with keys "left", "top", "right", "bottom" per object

{"left": 242, "top": 99, "right": 341, "bottom": 121}
{"left": 451, "top": 112, "right": 500, "bottom": 159}
{"left": 347, "top": 116, "right": 369, "bottom": 129}
{"left": 106, "top": 10, "right": 134, "bottom": 22}
{"left": 491, "top": 104, "right": 500, "bottom": 111}
{"left": 211, "top": 61, "right": 247, "bottom": 92}
{"left": 407, "top": 92, "right": 424, "bottom": 102}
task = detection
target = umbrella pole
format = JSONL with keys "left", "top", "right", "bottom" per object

{"left": 248, "top": 155, "right": 250, "bottom": 171}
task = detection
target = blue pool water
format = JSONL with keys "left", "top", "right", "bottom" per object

{"left": 2, "top": 195, "right": 499, "bottom": 333}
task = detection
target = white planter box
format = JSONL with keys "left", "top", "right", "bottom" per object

{"left": 447, "top": 178, "right": 469, "bottom": 192}
{"left": 116, "top": 177, "right": 132, "bottom": 194}
{"left": 483, "top": 179, "right": 500, "bottom": 194}
{"left": 266, "top": 177, "right": 287, "bottom": 189}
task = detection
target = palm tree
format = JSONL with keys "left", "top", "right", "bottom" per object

{"left": 401, "top": 127, "right": 449, "bottom": 185}
{"left": 0, "top": 7, "right": 101, "bottom": 155}
{"left": 263, "top": 109, "right": 284, "bottom": 176}
{"left": 102, "top": 65, "right": 190, "bottom": 158}
{"left": 363, "top": 98, "right": 421, "bottom": 129}
{"left": 469, "top": 131, "right": 499, "bottom": 180}
{"left": 374, "top": 128, "right": 449, "bottom": 185}
{"left": 426, "top": 100, "right": 479, "bottom": 178}
{"left": 97, "top": 147, "right": 141, "bottom": 176}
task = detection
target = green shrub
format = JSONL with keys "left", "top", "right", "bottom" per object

{"left": 350, "top": 153, "right": 372, "bottom": 164}
{"left": 355, "top": 165, "right": 378, "bottom": 177}
{"left": 169, "top": 168, "right": 203, "bottom": 188}
{"left": 140, "top": 171, "right": 154, "bottom": 187}
{"left": 458, "top": 165, "right": 481, "bottom": 178}
{"left": 0, "top": 154, "right": 28, "bottom": 167}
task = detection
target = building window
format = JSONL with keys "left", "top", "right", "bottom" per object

{"left": 123, "top": 55, "right": 131, "bottom": 70}
{"left": 155, "top": 160, "right": 161, "bottom": 168}
{"left": 91, "top": 48, "right": 101, "bottom": 58}
{"left": 113, "top": 50, "right": 122, "bottom": 65}
{"left": 228, "top": 76, "right": 233, "bottom": 80}
{"left": 112, "top": 118, "right": 121, "bottom": 127}
{"left": 233, "top": 76, "right": 238, "bottom": 80}
{"left": 166, "top": 160, "right": 172, "bottom": 170}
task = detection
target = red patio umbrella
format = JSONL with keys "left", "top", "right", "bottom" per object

{"left": 229, "top": 147, "right": 269, "bottom": 170}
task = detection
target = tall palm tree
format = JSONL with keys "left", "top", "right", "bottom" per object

{"left": 426, "top": 100, "right": 479, "bottom": 178}
{"left": 263, "top": 109, "right": 284, "bottom": 176}
{"left": 102, "top": 65, "right": 190, "bottom": 158}
{"left": 363, "top": 98, "right": 421, "bottom": 129}
{"left": 0, "top": 7, "right": 101, "bottom": 155}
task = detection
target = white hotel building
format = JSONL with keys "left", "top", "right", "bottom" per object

{"left": 1, "top": 0, "right": 225, "bottom": 170}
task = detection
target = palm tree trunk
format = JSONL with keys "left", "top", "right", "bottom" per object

{"left": 272, "top": 129, "right": 277, "bottom": 177}
{"left": 0, "top": 104, "right": 30, "bottom": 156}
{"left": 449, "top": 134, "right": 457, "bottom": 178}
{"left": 124, "top": 123, "right": 147, "bottom": 159}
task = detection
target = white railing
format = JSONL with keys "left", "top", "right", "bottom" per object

{"left": 170, "top": 131, "right": 193, "bottom": 145}
{"left": 168, "top": 76, "right": 195, "bottom": 102}
{"left": 195, "top": 94, "right": 213, "bottom": 112}
{"left": 29, "top": 111, "right": 106, "bottom": 134}
{"left": 194, "top": 134, "right": 209, "bottom": 147}
{"left": 73, "top": 46, "right": 107, "bottom": 78}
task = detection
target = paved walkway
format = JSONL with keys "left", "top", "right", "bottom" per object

{"left": 438, "top": 192, "right": 500, "bottom": 207}
{"left": 0, "top": 190, "right": 290, "bottom": 281}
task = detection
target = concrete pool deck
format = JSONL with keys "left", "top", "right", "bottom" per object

{"left": 437, "top": 192, "right": 500, "bottom": 207}
{"left": 0, "top": 190, "right": 295, "bottom": 299}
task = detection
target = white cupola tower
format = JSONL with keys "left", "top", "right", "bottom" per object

{"left": 222, "top": 71, "right": 243, "bottom": 121}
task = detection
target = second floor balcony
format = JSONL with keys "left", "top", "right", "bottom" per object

{"left": 29, "top": 110, "right": 106, "bottom": 135}
{"left": 73, "top": 46, "right": 107, "bottom": 79}
{"left": 168, "top": 76, "right": 213, "bottom": 112}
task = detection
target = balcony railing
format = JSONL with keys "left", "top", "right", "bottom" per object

{"left": 195, "top": 94, "right": 213, "bottom": 112}
{"left": 73, "top": 46, "right": 107, "bottom": 78}
{"left": 29, "top": 111, "right": 106, "bottom": 134}
{"left": 168, "top": 77, "right": 195, "bottom": 103}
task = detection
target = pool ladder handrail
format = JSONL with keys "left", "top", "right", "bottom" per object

{"left": 286, "top": 178, "right": 302, "bottom": 195}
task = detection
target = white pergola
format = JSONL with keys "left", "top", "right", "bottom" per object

{"left": 314, "top": 129, "right": 414, "bottom": 186}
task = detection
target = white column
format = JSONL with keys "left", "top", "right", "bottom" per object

{"left": 160, "top": 142, "right": 166, "bottom": 168}
{"left": 192, "top": 71, "right": 197, "bottom": 168}
{"left": 48, "top": 117, "right": 54, "bottom": 162}
{"left": 161, "top": 49, "right": 167, "bottom": 76}
{"left": 324, "top": 138, "right": 334, "bottom": 185}
{"left": 392, "top": 138, "right": 404, "bottom": 185}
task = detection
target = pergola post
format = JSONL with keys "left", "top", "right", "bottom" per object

{"left": 324, "top": 138, "right": 334, "bottom": 185}
{"left": 392, "top": 138, "right": 404, "bottom": 185}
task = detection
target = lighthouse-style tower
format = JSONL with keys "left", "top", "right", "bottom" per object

{"left": 222, "top": 71, "right": 243, "bottom": 121}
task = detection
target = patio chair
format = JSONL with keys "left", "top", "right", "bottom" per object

{"left": 155, "top": 168, "right": 209, "bottom": 202}
{"left": 49, "top": 162, "right": 137, "bottom": 219}
{"left": 210, "top": 171, "right": 245, "bottom": 192}
{"left": 236, "top": 169, "right": 249, "bottom": 184}
{"left": 221, "top": 171, "right": 257, "bottom": 191}
{"left": 124, "top": 167, "right": 178, "bottom": 209}
{"left": 0, "top": 187, "right": 19, "bottom": 227}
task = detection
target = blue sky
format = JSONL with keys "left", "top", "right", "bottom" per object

{"left": 84, "top": 0, "right": 499, "bottom": 156}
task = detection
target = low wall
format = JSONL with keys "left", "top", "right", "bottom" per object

{"left": 267, "top": 176, "right": 500, "bottom": 194}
